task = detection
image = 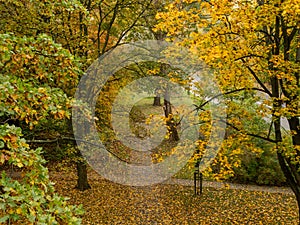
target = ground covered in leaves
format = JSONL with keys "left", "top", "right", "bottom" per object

{"left": 50, "top": 168, "right": 298, "bottom": 224}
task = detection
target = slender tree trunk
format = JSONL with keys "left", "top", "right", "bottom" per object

{"left": 267, "top": 13, "right": 300, "bottom": 222}
{"left": 277, "top": 147, "right": 300, "bottom": 223}
{"left": 72, "top": 114, "right": 91, "bottom": 191}
{"left": 76, "top": 2, "right": 92, "bottom": 192}
{"left": 272, "top": 76, "right": 300, "bottom": 222}
{"left": 158, "top": 62, "right": 179, "bottom": 142}
{"left": 163, "top": 88, "right": 179, "bottom": 142}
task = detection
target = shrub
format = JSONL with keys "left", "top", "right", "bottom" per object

{"left": 0, "top": 124, "right": 83, "bottom": 224}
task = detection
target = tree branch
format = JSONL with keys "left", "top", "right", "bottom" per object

{"left": 26, "top": 136, "right": 129, "bottom": 163}
{"left": 194, "top": 87, "right": 267, "bottom": 111}
{"left": 240, "top": 58, "right": 272, "bottom": 96}
{"left": 219, "top": 117, "right": 277, "bottom": 143}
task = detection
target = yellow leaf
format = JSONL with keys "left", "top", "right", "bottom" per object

{"left": 16, "top": 207, "right": 22, "bottom": 215}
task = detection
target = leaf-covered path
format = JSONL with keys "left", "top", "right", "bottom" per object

{"left": 50, "top": 168, "right": 298, "bottom": 224}
{"left": 164, "top": 178, "right": 293, "bottom": 195}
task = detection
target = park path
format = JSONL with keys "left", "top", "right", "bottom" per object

{"left": 121, "top": 147, "right": 294, "bottom": 195}
{"left": 163, "top": 178, "right": 294, "bottom": 195}
{"left": 49, "top": 169, "right": 293, "bottom": 195}
{"left": 127, "top": 149, "right": 293, "bottom": 195}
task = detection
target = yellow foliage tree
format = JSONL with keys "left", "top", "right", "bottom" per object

{"left": 156, "top": 0, "right": 300, "bottom": 220}
{"left": 0, "top": 0, "right": 159, "bottom": 191}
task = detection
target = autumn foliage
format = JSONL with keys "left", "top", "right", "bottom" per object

{"left": 156, "top": 0, "right": 300, "bottom": 220}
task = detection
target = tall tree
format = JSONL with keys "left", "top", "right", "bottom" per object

{"left": 0, "top": 0, "right": 158, "bottom": 190}
{"left": 156, "top": 0, "right": 300, "bottom": 220}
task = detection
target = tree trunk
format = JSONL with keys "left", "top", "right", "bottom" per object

{"left": 153, "top": 96, "right": 161, "bottom": 106}
{"left": 71, "top": 115, "right": 91, "bottom": 191}
{"left": 277, "top": 151, "right": 300, "bottom": 222}
{"left": 153, "top": 87, "right": 161, "bottom": 106}
{"left": 163, "top": 89, "right": 179, "bottom": 142}
{"left": 272, "top": 75, "right": 300, "bottom": 222}
{"left": 268, "top": 14, "right": 300, "bottom": 222}
{"left": 76, "top": 161, "right": 91, "bottom": 191}
{"left": 274, "top": 116, "right": 300, "bottom": 222}
{"left": 287, "top": 117, "right": 300, "bottom": 222}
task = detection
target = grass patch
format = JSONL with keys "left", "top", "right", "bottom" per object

{"left": 130, "top": 97, "right": 164, "bottom": 122}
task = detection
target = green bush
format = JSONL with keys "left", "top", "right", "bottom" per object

{"left": 231, "top": 149, "right": 286, "bottom": 186}
{"left": 0, "top": 124, "right": 84, "bottom": 224}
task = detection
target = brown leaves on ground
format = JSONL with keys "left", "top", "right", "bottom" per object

{"left": 50, "top": 169, "right": 298, "bottom": 224}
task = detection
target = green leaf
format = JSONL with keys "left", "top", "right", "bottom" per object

{"left": 0, "top": 215, "right": 9, "bottom": 223}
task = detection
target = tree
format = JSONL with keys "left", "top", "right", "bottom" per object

{"left": 0, "top": 0, "right": 91, "bottom": 190}
{"left": 0, "top": 33, "right": 83, "bottom": 223}
{"left": 0, "top": 0, "right": 157, "bottom": 191}
{"left": 72, "top": 0, "right": 157, "bottom": 189}
{"left": 156, "top": 0, "right": 300, "bottom": 221}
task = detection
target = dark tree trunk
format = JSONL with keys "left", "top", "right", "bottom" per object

{"left": 153, "top": 87, "right": 162, "bottom": 106}
{"left": 71, "top": 116, "right": 91, "bottom": 191}
{"left": 277, "top": 150, "right": 300, "bottom": 222}
{"left": 76, "top": 161, "right": 91, "bottom": 191}
{"left": 272, "top": 74, "right": 300, "bottom": 222}
{"left": 153, "top": 96, "right": 161, "bottom": 106}
{"left": 286, "top": 117, "right": 300, "bottom": 222}
{"left": 268, "top": 15, "right": 300, "bottom": 222}
{"left": 163, "top": 89, "right": 179, "bottom": 142}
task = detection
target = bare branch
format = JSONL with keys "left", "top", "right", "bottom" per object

{"left": 241, "top": 59, "right": 272, "bottom": 96}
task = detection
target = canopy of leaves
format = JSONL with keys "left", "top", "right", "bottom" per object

{"left": 155, "top": 0, "right": 300, "bottom": 179}
{"left": 0, "top": 33, "right": 81, "bottom": 128}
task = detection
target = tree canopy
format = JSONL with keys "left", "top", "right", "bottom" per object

{"left": 155, "top": 0, "right": 300, "bottom": 219}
